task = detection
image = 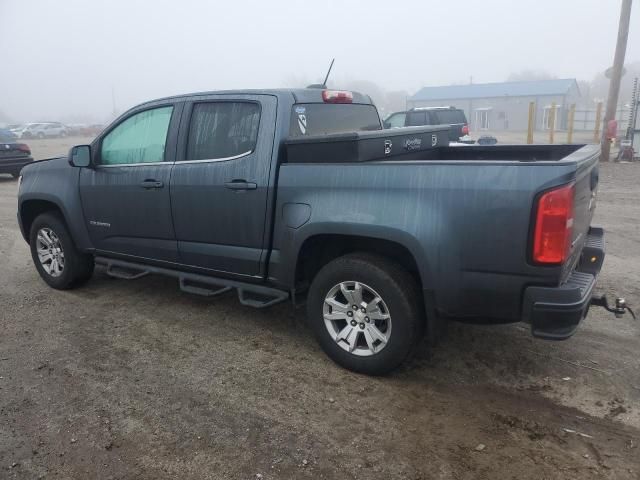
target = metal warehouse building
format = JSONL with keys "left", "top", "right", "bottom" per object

{"left": 407, "top": 79, "right": 581, "bottom": 132}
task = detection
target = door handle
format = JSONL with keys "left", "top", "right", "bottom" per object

{"left": 224, "top": 180, "right": 257, "bottom": 191}
{"left": 140, "top": 179, "right": 164, "bottom": 189}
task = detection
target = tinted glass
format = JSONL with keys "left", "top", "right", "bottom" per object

{"left": 186, "top": 102, "right": 260, "bottom": 161}
{"left": 101, "top": 106, "right": 173, "bottom": 165}
{"left": 405, "top": 111, "right": 428, "bottom": 126}
{"left": 432, "top": 109, "right": 467, "bottom": 124}
{"left": 289, "top": 104, "right": 381, "bottom": 137}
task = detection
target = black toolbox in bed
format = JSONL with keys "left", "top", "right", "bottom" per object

{"left": 284, "top": 125, "right": 450, "bottom": 163}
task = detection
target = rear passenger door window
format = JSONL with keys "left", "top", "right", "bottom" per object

{"left": 185, "top": 102, "right": 260, "bottom": 161}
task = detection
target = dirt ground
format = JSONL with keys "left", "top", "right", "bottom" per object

{"left": 1, "top": 138, "right": 639, "bottom": 479}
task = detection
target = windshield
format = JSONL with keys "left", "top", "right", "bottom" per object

{"left": 289, "top": 103, "right": 381, "bottom": 137}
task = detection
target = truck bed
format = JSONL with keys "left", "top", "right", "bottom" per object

{"left": 274, "top": 139, "right": 599, "bottom": 324}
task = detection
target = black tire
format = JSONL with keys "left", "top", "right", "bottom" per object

{"left": 307, "top": 253, "right": 424, "bottom": 375}
{"left": 29, "top": 212, "right": 94, "bottom": 290}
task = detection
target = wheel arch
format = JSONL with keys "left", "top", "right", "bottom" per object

{"left": 291, "top": 224, "right": 432, "bottom": 293}
{"left": 19, "top": 199, "right": 67, "bottom": 243}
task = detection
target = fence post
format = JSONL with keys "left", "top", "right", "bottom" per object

{"left": 593, "top": 102, "right": 603, "bottom": 142}
{"left": 549, "top": 102, "right": 556, "bottom": 144}
{"left": 567, "top": 104, "right": 576, "bottom": 143}
{"left": 527, "top": 102, "right": 535, "bottom": 144}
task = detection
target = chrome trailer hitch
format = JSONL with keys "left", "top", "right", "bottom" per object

{"left": 591, "top": 295, "right": 636, "bottom": 320}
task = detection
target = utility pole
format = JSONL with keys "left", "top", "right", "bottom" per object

{"left": 601, "top": 0, "right": 633, "bottom": 161}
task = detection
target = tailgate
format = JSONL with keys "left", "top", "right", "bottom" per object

{"left": 563, "top": 146, "right": 600, "bottom": 280}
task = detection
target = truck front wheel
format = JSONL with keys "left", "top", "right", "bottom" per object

{"left": 29, "top": 212, "right": 94, "bottom": 290}
{"left": 307, "top": 253, "right": 424, "bottom": 375}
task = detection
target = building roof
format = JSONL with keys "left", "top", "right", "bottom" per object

{"left": 410, "top": 79, "right": 579, "bottom": 102}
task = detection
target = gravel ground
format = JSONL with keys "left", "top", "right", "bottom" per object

{"left": 0, "top": 139, "right": 639, "bottom": 479}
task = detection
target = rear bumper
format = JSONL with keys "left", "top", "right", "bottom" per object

{"left": 522, "top": 227, "right": 605, "bottom": 340}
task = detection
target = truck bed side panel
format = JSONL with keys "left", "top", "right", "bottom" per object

{"left": 271, "top": 161, "right": 578, "bottom": 321}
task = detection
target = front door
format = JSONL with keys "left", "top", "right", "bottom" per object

{"left": 79, "top": 103, "right": 182, "bottom": 262}
{"left": 170, "top": 95, "right": 277, "bottom": 277}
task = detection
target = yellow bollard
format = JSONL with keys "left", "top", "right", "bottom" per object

{"left": 527, "top": 102, "right": 535, "bottom": 144}
{"left": 567, "top": 104, "right": 576, "bottom": 144}
{"left": 548, "top": 102, "right": 556, "bottom": 144}
{"left": 593, "top": 102, "right": 603, "bottom": 143}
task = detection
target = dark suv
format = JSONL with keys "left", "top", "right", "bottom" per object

{"left": 384, "top": 107, "right": 469, "bottom": 142}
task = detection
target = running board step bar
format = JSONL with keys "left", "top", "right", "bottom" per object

{"left": 95, "top": 257, "right": 289, "bottom": 309}
{"left": 179, "top": 278, "right": 232, "bottom": 297}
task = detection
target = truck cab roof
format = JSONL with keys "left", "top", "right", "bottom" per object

{"left": 137, "top": 88, "right": 375, "bottom": 108}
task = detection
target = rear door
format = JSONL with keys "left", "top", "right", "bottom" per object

{"left": 79, "top": 103, "right": 182, "bottom": 262}
{"left": 170, "top": 94, "right": 277, "bottom": 277}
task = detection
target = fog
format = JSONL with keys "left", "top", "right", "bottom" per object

{"left": 1, "top": 0, "right": 638, "bottom": 123}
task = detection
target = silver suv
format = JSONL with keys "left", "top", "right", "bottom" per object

{"left": 12, "top": 122, "right": 68, "bottom": 139}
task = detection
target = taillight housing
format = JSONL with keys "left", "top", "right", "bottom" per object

{"left": 17, "top": 143, "right": 31, "bottom": 154}
{"left": 461, "top": 124, "right": 469, "bottom": 135}
{"left": 532, "top": 183, "right": 575, "bottom": 265}
{"left": 322, "top": 90, "right": 353, "bottom": 104}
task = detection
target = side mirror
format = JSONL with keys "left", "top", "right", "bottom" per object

{"left": 383, "top": 121, "right": 391, "bottom": 129}
{"left": 69, "top": 145, "right": 92, "bottom": 167}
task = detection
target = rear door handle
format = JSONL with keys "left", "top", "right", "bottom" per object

{"left": 224, "top": 180, "right": 257, "bottom": 191}
{"left": 140, "top": 179, "right": 164, "bottom": 189}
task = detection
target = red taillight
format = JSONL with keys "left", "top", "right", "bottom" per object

{"left": 461, "top": 124, "right": 469, "bottom": 135}
{"left": 322, "top": 90, "right": 353, "bottom": 103}
{"left": 16, "top": 143, "right": 31, "bottom": 154}
{"left": 532, "top": 183, "right": 575, "bottom": 264}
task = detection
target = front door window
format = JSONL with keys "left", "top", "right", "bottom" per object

{"left": 100, "top": 106, "right": 173, "bottom": 165}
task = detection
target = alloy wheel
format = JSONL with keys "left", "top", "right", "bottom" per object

{"left": 36, "top": 227, "right": 65, "bottom": 277}
{"left": 323, "top": 281, "right": 392, "bottom": 357}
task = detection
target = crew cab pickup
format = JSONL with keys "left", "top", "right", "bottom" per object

{"left": 17, "top": 88, "right": 604, "bottom": 375}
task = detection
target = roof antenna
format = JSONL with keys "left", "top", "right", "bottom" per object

{"left": 322, "top": 58, "right": 335, "bottom": 87}
{"left": 307, "top": 58, "right": 335, "bottom": 89}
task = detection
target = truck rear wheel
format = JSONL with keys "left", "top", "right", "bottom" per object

{"left": 307, "top": 253, "right": 423, "bottom": 375}
{"left": 29, "top": 212, "right": 94, "bottom": 290}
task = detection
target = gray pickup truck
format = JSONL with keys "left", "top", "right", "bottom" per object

{"left": 17, "top": 88, "right": 604, "bottom": 375}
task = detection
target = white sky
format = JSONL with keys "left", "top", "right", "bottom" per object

{"left": 1, "top": 0, "right": 638, "bottom": 121}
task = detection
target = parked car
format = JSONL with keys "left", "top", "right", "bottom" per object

{"left": 12, "top": 122, "right": 68, "bottom": 139}
{"left": 64, "top": 124, "right": 86, "bottom": 136}
{"left": 384, "top": 106, "right": 470, "bottom": 142}
{"left": 0, "top": 141, "right": 33, "bottom": 177}
{"left": 0, "top": 128, "right": 17, "bottom": 141}
{"left": 17, "top": 88, "right": 603, "bottom": 375}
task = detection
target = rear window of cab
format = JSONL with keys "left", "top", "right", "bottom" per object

{"left": 289, "top": 103, "right": 381, "bottom": 137}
